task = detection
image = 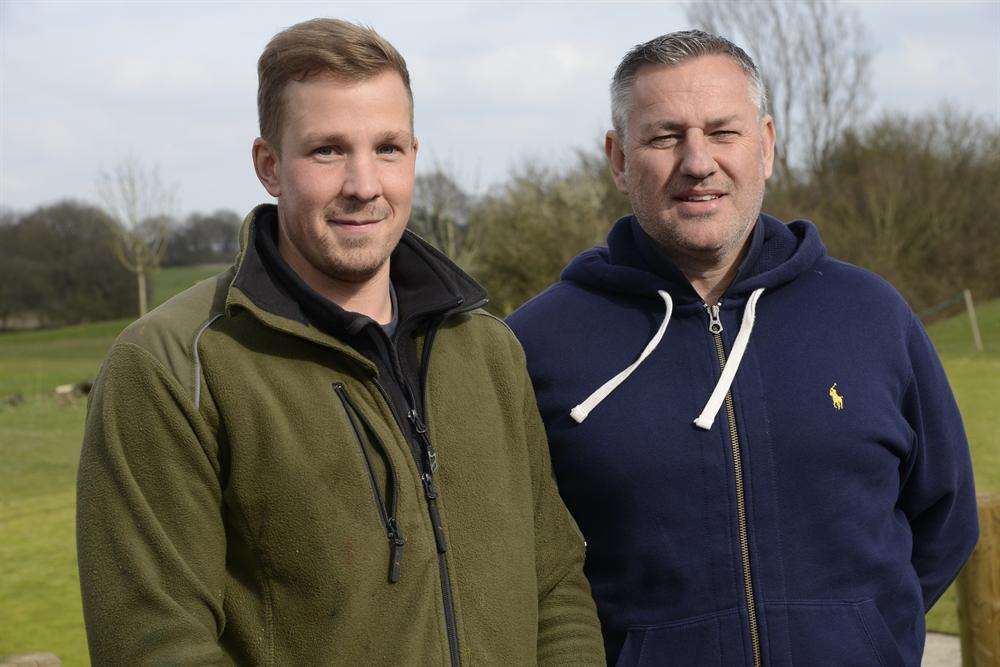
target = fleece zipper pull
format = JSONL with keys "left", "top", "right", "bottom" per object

{"left": 333, "top": 382, "right": 407, "bottom": 584}
{"left": 406, "top": 408, "right": 449, "bottom": 553}
{"left": 386, "top": 517, "right": 406, "bottom": 583}
{"left": 408, "top": 408, "right": 439, "bottom": 473}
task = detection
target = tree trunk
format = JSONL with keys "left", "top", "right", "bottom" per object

{"left": 137, "top": 268, "right": 147, "bottom": 317}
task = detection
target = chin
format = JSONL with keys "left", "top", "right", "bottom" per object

{"left": 319, "top": 248, "right": 391, "bottom": 284}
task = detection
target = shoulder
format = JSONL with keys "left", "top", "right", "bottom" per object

{"left": 815, "top": 256, "right": 906, "bottom": 298}
{"left": 444, "top": 307, "right": 527, "bottom": 365}
{"left": 108, "top": 266, "right": 234, "bottom": 398}
{"left": 507, "top": 281, "right": 615, "bottom": 338}
{"left": 806, "top": 256, "right": 914, "bottom": 322}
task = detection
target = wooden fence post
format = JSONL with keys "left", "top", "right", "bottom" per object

{"left": 957, "top": 494, "right": 1000, "bottom": 666}
{"left": 962, "top": 289, "right": 984, "bottom": 353}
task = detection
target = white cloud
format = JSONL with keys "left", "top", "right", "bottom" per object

{"left": 1, "top": 1, "right": 997, "bottom": 216}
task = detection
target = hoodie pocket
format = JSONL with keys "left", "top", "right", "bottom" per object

{"left": 615, "top": 611, "right": 736, "bottom": 667}
{"left": 333, "top": 383, "right": 406, "bottom": 583}
{"left": 778, "top": 599, "right": 904, "bottom": 667}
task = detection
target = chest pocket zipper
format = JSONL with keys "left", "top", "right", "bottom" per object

{"left": 333, "top": 382, "right": 406, "bottom": 583}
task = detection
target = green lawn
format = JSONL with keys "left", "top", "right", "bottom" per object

{"left": 0, "top": 264, "right": 226, "bottom": 662}
{"left": 0, "top": 288, "right": 996, "bottom": 661}
{"left": 921, "top": 298, "right": 999, "bottom": 634}
{"left": 151, "top": 263, "right": 228, "bottom": 309}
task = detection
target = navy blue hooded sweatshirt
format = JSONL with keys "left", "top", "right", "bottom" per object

{"left": 508, "top": 214, "right": 978, "bottom": 667}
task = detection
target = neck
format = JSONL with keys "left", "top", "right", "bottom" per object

{"left": 277, "top": 235, "right": 393, "bottom": 325}
{"left": 680, "top": 252, "right": 744, "bottom": 306}
{"left": 664, "top": 236, "right": 751, "bottom": 306}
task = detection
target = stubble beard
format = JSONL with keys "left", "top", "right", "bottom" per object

{"left": 632, "top": 179, "right": 765, "bottom": 268}
{"left": 280, "top": 201, "right": 403, "bottom": 286}
{"left": 309, "top": 230, "right": 400, "bottom": 285}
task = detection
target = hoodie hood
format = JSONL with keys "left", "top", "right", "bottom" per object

{"left": 557, "top": 213, "right": 826, "bottom": 426}
{"left": 562, "top": 213, "right": 826, "bottom": 310}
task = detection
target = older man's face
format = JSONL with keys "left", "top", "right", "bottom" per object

{"left": 607, "top": 55, "right": 775, "bottom": 269}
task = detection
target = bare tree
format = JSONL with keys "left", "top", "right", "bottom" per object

{"left": 410, "top": 166, "right": 478, "bottom": 272}
{"left": 685, "top": 0, "right": 873, "bottom": 181}
{"left": 97, "top": 157, "right": 176, "bottom": 316}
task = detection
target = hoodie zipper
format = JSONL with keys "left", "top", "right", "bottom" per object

{"left": 333, "top": 382, "right": 406, "bottom": 583}
{"left": 707, "top": 303, "right": 761, "bottom": 667}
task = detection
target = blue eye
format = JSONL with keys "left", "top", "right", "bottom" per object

{"left": 313, "top": 144, "right": 347, "bottom": 157}
{"left": 377, "top": 144, "right": 401, "bottom": 155}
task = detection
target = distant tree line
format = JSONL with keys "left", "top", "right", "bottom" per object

{"left": 5, "top": 103, "right": 997, "bottom": 332}
{"left": 418, "top": 107, "right": 999, "bottom": 318}
{"left": 1, "top": 204, "right": 241, "bottom": 330}
{"left": 163, "top": 210, "right": 241, "bottom": 266}
{"left": 1, "top": 202, "right": 138, "bottom": 329}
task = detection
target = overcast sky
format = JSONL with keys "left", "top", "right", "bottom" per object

{"left": 2, "top": 1, "right": 998, "bottom": 217}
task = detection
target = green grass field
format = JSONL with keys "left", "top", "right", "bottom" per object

{"left": 150, "top": 263, "right": 229, "bottom": 310}
{"left": 1, "top": 275, "right": 996, "bottom": 661}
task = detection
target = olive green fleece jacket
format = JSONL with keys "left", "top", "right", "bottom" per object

{"left": 76, "top": 207, "right": 604, "bottom": 665}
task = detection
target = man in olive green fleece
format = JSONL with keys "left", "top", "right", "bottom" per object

{"left": 76, "top": 18, "right": 604, "bottom": 665}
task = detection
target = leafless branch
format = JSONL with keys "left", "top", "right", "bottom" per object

{"left": 685, "top": 0, "right": 873, "bottom": 181}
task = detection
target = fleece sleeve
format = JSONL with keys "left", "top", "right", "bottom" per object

{"left": 76, "top": 342, "right": 230, "bottom": 664}
{"left": 517, "top": 362, "right": 606, "bottom": 665}
{"left": 898, "top": 314, "right": 979, "bottom": 610}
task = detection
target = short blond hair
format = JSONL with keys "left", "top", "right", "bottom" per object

{"left": 257, "top": 18, "right": 413, "bottom": 151}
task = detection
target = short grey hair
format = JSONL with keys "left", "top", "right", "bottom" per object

{"left": 610, "top": 30, "right": 767, "bottom": 140}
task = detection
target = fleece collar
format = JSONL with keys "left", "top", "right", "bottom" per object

{"left": 225, "top": 204, "right": 487, "bottom": 349}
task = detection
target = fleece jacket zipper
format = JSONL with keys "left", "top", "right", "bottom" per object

{"left": 333, "top": 382, "right": 406, "bottom": 582}
{"left": 367, "top": 298, "right": 486, "bottom": 667}
{"left": 405, "top": 299, "right": 486, "bottom": 667}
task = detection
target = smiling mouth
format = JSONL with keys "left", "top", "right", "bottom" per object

{"left": 676, "top": 193, "right": 725, "bottom": 202}
{"left": 329, "top": 218, "right": 381, "bottom": 226}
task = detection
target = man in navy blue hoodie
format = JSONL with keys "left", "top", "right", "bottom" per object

{"left": 507, "top": 30, "right": 978, "bottom": 667}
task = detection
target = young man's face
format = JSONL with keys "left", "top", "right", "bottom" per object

{"left": 257, "top": 70, "right": 417, "bottom": 285}
{"left": 607, "top": 55, "right": 775, "bottom": 269}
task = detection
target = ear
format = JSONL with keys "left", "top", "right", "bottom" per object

{"left": 252, "top": 138, "right": 282, "bottom": 197}
{"left": 760, "top": 114, "right": 776, "bottom": 180}
{"left": 605, "top": 130, "right": 628, "bottom": 194}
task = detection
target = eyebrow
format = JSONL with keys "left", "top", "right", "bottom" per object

{"left": 302, "top": 129, "right": 412, "bottom": 146}
{"left": 644, "top": 115, "right": 741, "bottom": 133}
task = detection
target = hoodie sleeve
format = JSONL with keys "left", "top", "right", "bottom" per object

{"left": 514, "top": 348, "right": 606, "bottom": 664}
{"left": 898, "top": 314, "right": 979, "bottom": 610}
{"left": 77, "top": 342, "right": 230, "bottom": 664}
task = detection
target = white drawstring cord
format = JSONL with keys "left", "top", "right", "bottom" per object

{"left": 693, "top": 288, "right": 765, "bottom": 430}
{"left": 570, "top": 290, "right": 673, "bottom": 424}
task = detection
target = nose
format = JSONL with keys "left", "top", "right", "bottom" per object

{"left": 341, "top": 154, "right": 382, "bottom": 202}
{"left": 679, "top": 130, "right": 716, "bottom": 180}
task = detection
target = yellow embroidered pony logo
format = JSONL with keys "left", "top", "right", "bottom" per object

{"left": 829, "top": 383, "right": 845, "bottom": 410}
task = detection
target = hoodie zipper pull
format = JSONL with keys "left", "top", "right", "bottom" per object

{"left": 387, "top": 517, "right": 406, "bottom": 583}
{"left": 706, "top": 303, "right": 724, "bottom": 334}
